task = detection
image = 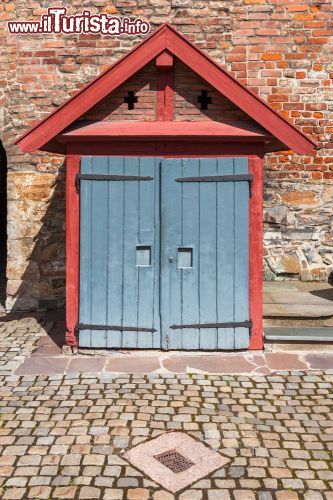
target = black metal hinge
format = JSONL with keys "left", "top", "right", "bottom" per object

{"left": 176, "top": 174, "right": 253, "bottom": 197}
{"left": 75, "top": 174, "right": 80, "bottom": 193}
{"left": 75, "top": 173, "right": 154, "bottom": 193}
{"left": 170, "top": 320, "right": 253, "bottom": 330}
{"left": 76, "top": 323, "right": 156, "bottom": 333}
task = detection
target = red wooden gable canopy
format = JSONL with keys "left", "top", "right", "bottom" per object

{"left": 15, "top": 23, "right": 316, "bottom": 155}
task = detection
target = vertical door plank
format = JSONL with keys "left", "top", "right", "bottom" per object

{"left": 152, "top": 159, "right": 161, "bottom": 349}
{"left": 79, "top": 157, "right": 93, "bottom": 347}
{"left": 137, "top": 157, "right": 160, "bottom": 349}
{"left": 106, "top": 156, "right": 125, "bottom": 348}
{"left": 168, "top": 158, "right": 183, "bottom": 350}
{"left": 122, "top": 157, "right": 140, "bottom": 348}
{"left": 234, "top": 157, "right": 250, "bottom": 349}
{"left": 198, "top": 158, "right": 218, "bottom": 350}
{"left": 90, "top": 156, "right": 109, "bottom": 348}
{"left": 160, "top": 158, "right": 169, "bottom": 350}
{"left": 216, "top": 158, "right": 236, "bottom": 349}
{"left": 180, "top": 158, "right": 200, "bottom": 350}
{"left": 161, "top": 158, "right": 183, "bottom": 350}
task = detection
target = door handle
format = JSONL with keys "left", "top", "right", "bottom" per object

{"left": 168, "top": 256, "right": 174, "bottom": 263}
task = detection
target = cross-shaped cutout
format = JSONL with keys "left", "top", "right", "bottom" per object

{"left": 197, "top": 90, "right": 212, "bottom": 110}
{"left": 124, "top": 91, "right": 138, "bottom": 110}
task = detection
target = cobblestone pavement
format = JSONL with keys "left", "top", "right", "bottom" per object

{"left": 0, "top": 313, "right": 55, "bottom": 376}
{"left": 0, "top": 371, "right": 332, "bottom": 499}
{"left": 0, "top": 312, "right": 333, "bottom": 499}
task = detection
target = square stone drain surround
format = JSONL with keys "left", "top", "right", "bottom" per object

{"left": 124, "top": 432, "right": 230, "bottom": 493}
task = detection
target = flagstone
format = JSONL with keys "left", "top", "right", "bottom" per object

{"left": 265, "top": 353, "right": 307, "bottom": 370}
{"left": 67, "top": 357, "right": 106, "bottom": 373}
{"left": 162, "top": 355, "right": 256, "bottom": 373}
{"left": 305, "top": 354, "right": 333, "bottom": 370}
{"left": 15, "top": 356, "right": 68, "bottom": 376}
{"left": 106, "top": 357, "right": 161, "bottom": 373}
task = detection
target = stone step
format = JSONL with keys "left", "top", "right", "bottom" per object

{"left": 263, "top": 283, "right": 299, "bottom": 292}
{"left": 264, "top": 290, "right": 333, "bottom": 306}
{"left": 264, "top": 302, "right": 333, "bottom": 318}
{"left": 264, "top": 327, "right": 333, "bottom": 342}
{"left": 263, "top": 282, "right": 333, "bottom": 326}
{"left": 264, "top": 317, "right": 333, "bottom": 327}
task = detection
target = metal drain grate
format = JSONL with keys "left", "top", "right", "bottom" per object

{"left": 154, "top": 449, "right": 195, "bottom": 473}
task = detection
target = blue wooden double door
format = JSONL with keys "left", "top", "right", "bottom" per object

{"left": 78, "top": 156, "right": 251, "bottom": 350}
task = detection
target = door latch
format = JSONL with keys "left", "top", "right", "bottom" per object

{"left": 168, "top": 256, "right": 174, "bottom": 263}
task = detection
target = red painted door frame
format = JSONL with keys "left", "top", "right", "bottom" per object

{"left": 248, "top": 156, "right": 263, "bottom": 350}
{"left": 65, "top": 154, "right": 80, "bottom": 348}
{"left": 65, "top": 142, "right": 264, "bottom": 350}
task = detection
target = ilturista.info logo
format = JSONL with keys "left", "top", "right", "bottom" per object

{"left": 8, "top": 8, "right": 151, "bottom": 36}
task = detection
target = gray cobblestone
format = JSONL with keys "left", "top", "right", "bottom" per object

{"left": 0, "top": 317, "right": 331, "bottom": 499}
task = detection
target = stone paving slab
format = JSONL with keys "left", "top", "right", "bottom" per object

{"left": 14, "top": 350, "right": 333, "bottom": 376}
{"left": 124, "top": 432, "right": 230, "bottom": 493}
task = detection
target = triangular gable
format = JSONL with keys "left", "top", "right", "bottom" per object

{"left": 15, "top": 23, "right": 316, "bottom": 155}
{"left": 79, "top": 59, "right": 250, "bottom": 124}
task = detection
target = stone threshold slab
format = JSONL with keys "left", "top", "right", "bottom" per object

{"left": 14, "top": 350, "right": 333, "bottom": 376}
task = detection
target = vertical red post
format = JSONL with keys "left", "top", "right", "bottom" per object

{"left": 65, "top": 154, "right": 80, "bottom": 347}
{"left": 249, "top": 156, "right": 263, "bottom": 350}
{"left": 156, "top": 51, "right": 174, "bottom": 121}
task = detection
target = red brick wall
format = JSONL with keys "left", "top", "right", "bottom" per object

{"left": 82, "top": 62, "right": 157, "bottom": 122}
{"left": 1, "top": 1, "right": 333, "bottom": 310}
{"left": 173, "top": 60, "right": 248, "bottom": 122}
{"left": 81, "top": 59, "right": 249, "bottom": 123}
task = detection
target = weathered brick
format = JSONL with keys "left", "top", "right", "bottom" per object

{"left": 1, "top": 0, "right": 332, "bottom": 303}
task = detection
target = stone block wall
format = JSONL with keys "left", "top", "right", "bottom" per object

{"left": 1, "top": 0, "right": 333, "bottom": 311}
